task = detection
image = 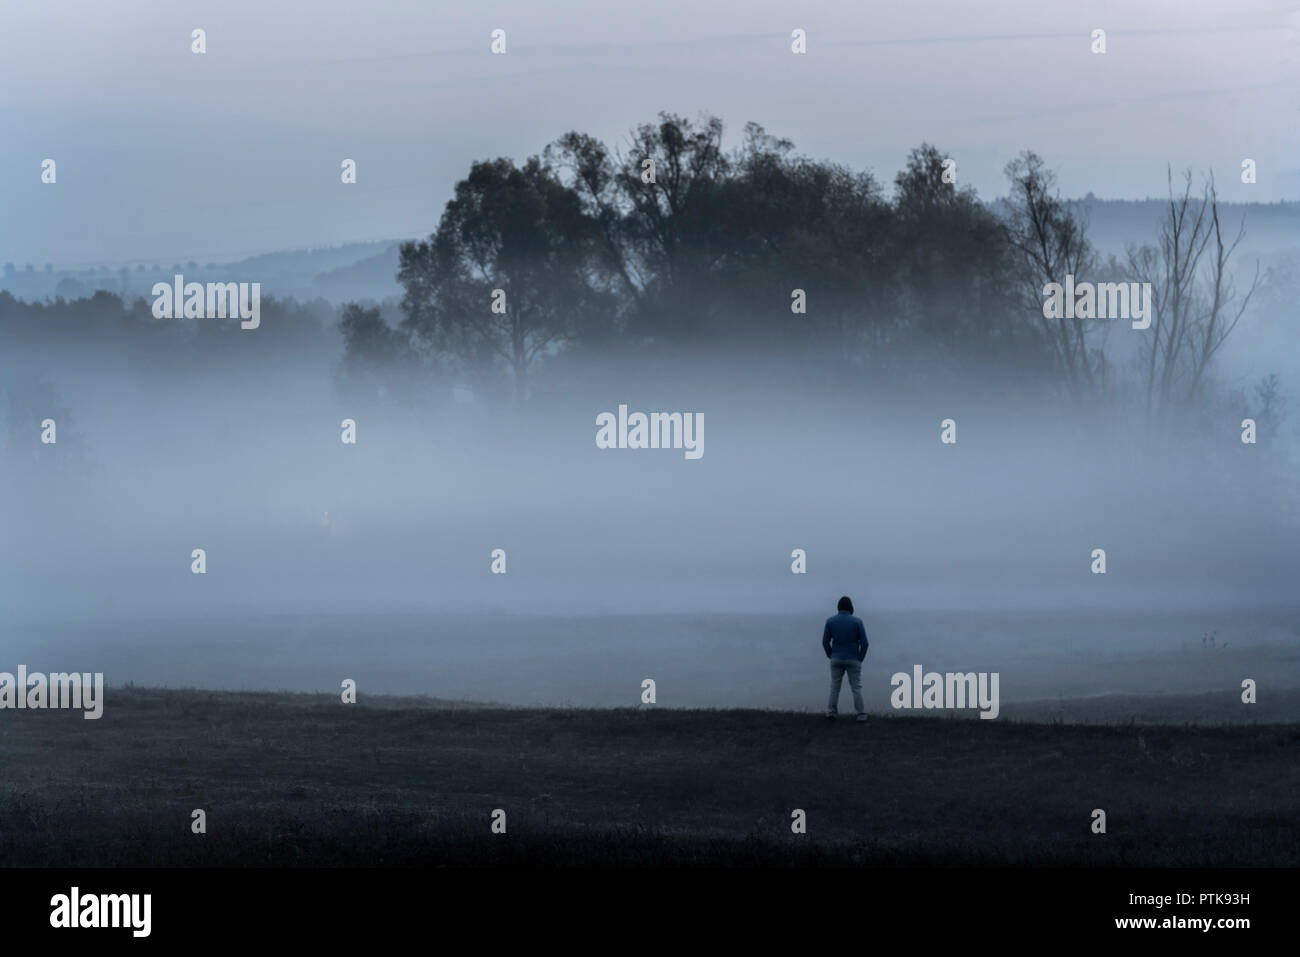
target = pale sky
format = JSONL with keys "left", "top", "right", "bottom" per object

{"left": 2, "top": 0, "right": 1297, "bottom": 266}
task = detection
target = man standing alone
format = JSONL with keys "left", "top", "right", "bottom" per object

{"left": 822, "top": 596, "right": 868, "bottom": 720}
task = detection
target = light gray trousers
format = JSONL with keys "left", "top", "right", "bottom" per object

{"left": 827, "top": 658, "right": 864, "bottom": 716}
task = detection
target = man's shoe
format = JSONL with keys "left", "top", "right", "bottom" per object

{"left": 855, "top": 714, "right": 868, "bottom": 722}
{"left": 825, "top": 713, "right": 836, "bottom": 720}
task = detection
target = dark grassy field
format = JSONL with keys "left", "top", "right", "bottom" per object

{"left": 2, "top": 686, "right": 1296, "bottom": 867}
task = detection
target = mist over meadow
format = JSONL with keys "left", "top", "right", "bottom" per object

{"left": 2, "top": 113, "right": 1297, "bottom": 704}
{"left": 1, "top": 351, "right": 1296, "bottom": 621}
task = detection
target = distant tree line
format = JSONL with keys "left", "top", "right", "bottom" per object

{"left": 364, "top": 113, "right": 1261, "bottom": 416}
{"left": 0, "top": 113, "right": 1271, "bottom": 426}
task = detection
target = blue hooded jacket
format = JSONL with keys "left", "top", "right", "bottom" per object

{"left": 822, "top": 611, "right": 868, "bottom": 661}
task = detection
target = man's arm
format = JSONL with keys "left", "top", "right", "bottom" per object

{"left": 822, "top": 620, "right": 832, "bottom": 659}
{"left": 858, "top": 621, "right": 868, "bottom": 661}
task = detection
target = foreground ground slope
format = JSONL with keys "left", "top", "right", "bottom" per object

{"left": 2, "top": 687, "right": 1296, "bottom": 866}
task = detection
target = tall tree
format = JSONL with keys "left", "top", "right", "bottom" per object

{"left": 1001, "top": 151, "right": 1100, "bottom": 390}
{"left": 546, "top": 113, "right": 732, "bottom": 344}
{"left": 547, "top": 115, "right": 893, "bottom": 350}
{"left": 890, "top": 144, "right": 1018, "bottom": 360}
{"left": 1126, "top": 168, "right": 1260, "bottom": 417}
{"left": 397, "top": 157, "right": 612, "bottom": 400}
